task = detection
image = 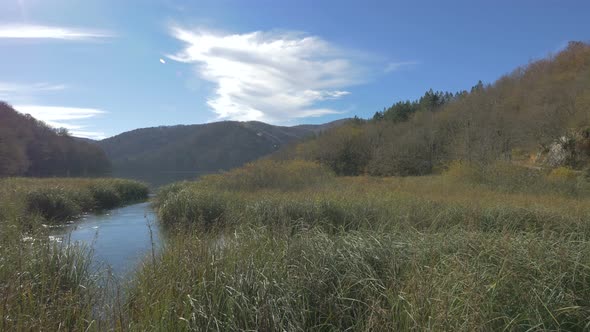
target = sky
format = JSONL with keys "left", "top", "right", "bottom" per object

{"left": 0, "top": 0, "right": 589, "bottom": 139}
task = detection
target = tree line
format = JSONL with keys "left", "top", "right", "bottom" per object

{"left": 277, "top": 41, "right": 590, "bottom": 176}
{"left": 0, "top": 102, "right": 111, "bottom": 177}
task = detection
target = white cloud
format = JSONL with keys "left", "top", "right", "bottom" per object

{"left": 0, "top": 82, "right": 66, "bottom": 98}
{"left": 168, "top": 27, "right": 365, "bottom": 122}
{"left": 0, "top": 24, "right": 112, "bottom": 40}
{"left": 13, "top": 104, "right": 107, "bottom": 139}
{"left": 384, "top": 61, "right": 419, "bottom": 73}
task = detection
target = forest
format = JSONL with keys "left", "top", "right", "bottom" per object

{"left": 279, "top": 41, "right": 590, "bottom": 177}
{"left": 0, "top": 102, "right": 111, "bottom": 177}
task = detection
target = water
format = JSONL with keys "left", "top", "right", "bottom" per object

{"left": 50, "top": 202, "right": 161, "bottom": 276}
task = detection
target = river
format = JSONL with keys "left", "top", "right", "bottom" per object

{"left": 50, "top": 201, "right": 162, "bottom": 276}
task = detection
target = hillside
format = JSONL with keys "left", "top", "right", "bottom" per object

{"left": 0, "top": 102, "right": 111, "bottom": 177}
{"left": 280, "top": 41, "right": 590, "bottom": 176}
{"left": 98, "top": 119, "right": 344, "bottom": 184}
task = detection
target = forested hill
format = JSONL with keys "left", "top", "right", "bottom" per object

{"left": 0, "top": 102, "right": 111, "bottom": 177}
{"left": 278, "top": 41, "right": 590, "bottom": 176}
{"left": 97, "top": 119, "right": 345, "bottom": 184}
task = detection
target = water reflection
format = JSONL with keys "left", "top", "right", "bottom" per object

{"left": 50, "top": 202, "right": 161, "bottom": 276}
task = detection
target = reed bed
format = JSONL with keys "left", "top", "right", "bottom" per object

{"left": 129, "top": 161, "right": 590, "bottom": 331}
{"left": 0, "top": 177, "right": 149, "bottom": 331}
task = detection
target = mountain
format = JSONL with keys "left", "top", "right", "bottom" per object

{"left": 278, "top": 41, "right": 590, "bottom": 176}
{"left": 0, "top": 102, "right": 111, "bottom": 177}
{"left": 97, "top": 119, "right": 345, "bottom": 185}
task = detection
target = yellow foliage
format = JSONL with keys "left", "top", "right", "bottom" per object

{"left": 443, "top": 161, "right": 481, "bottom": 182}
{"left": 546, "top": 167, "right": 579, "bottom": 182}
{"left": 200, "top": 159, "right": 334, "bottom": 191}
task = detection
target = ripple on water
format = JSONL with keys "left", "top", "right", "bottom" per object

{"left": 50, "top": 202, "right": 162, "bottom": 276}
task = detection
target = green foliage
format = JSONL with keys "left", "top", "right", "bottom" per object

{"left": 284, "top": 124, "right": 371, "bottom": 175}
{"left": 25, "top": 188, "right": 85, "bottom": 222}
{"left": 373, "top": 89, "right": 458, "bottom": 123}
{"left": 0, "top": 177, "right": 146, "bottom": 330}
{"left": 157, "top": 187, "right": 230, "bottom": 228}
{"left": 0, "top": 239, "right": 103, "bottom": 331}
{"left": 1, "top": 178, "right": 149, "bottom": 223}
{"left": 155, "top": 160, "right": 334, "bottom": 228}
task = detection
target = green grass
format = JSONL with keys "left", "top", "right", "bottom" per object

{"left": 3, "top": 161, "right": 590, "bottom": 330}
{"left": 132, "top": 161, "right": 590, "bottom": 331}
{"left": 1, "top": 177, "right": 149, "bottom": 224}
{"left": 127, "top": 227, "right": 590, "bottom": 331}
{"left": 0, "top": 177, "right": 149, "bottom": 331}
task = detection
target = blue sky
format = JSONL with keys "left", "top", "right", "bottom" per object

{"left": 1, "top": 0, "right": 589, "bottom": 139}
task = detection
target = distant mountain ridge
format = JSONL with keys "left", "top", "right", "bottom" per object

{"left": 97, "top": 119, "right": 347, "bottom": 185}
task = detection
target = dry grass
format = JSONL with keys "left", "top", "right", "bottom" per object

{"left": 131, "top": 160, "right": 590, "bottom": 331}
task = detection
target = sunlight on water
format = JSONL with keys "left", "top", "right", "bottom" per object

{"left": 51, "top": 202, "right": 162, "bottom": 276}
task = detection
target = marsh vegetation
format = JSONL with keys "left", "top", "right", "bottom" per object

{"left": 0, "top": 178, "right": 148, "bottom": 331}
{"left": 126, "top": 160, "right": 590, "bottom": 331}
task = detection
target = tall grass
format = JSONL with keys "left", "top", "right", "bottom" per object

{"left": 0, "top": 177, "right": 149, "bottom": 330}
{"left": 1, "top": 177, "right": 149, "bottom": 224}
{"left": 154, "top": 177, "right": 590, "bottom": 236}
{"left": 3, "top": 161, "right": 590, "bottom": 330}
{"left": 199, "top": 159, "right": 334, "bottom": 191}
{"left": 127, "top": 226, "right": 590, "bottom": 331}
{"left": 138, "top": 160, "right": 590, "bottom": 330}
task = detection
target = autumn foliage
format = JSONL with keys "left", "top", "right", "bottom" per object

{"left": 0, "top": 102, "right": 111, "bottom": 177}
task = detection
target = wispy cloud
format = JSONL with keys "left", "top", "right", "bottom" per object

{"left": 168, "top": 27, "right": 366, "bottom": 122}
{"left": 384, "top": 61, "right": 419, "bottom": 73}
{"left": 0, "top": 24, "right": 113, "bottom": 40}
{"left": 0, "top": 82, "right": 66, "bottom": 98}
{"left": 13, "top": 104, "right": 107, "bottom": 139}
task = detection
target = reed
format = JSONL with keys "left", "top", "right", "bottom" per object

{"left": 132, "top": 160, "right": 590, "bottom": 330}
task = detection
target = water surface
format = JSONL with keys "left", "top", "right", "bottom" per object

{"left": 51, "top": 202, "right": 161, "bottom": 276}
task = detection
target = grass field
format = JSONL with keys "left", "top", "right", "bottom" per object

{"left": 0, "top": 178, "right": 148, "bottom": 331}
{"left": 2, "top": 163, "right": 590, "bottom": 330}
{"left": 125, "top": 161, "right": 590, "bottom": 331}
